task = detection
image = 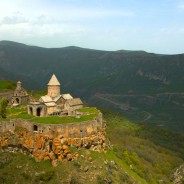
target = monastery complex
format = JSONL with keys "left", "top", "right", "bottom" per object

{"left": 0, "top": 74, "right": 107, "bottom": 163}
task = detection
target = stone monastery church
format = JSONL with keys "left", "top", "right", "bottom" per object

{"left": 27, "top": 74, "right": 83, "bottom": 117}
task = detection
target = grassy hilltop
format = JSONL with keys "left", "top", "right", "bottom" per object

{"left": 0, "top": 111, "right": 184, "bottom": 183}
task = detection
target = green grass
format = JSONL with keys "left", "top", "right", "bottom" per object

{"left": 5, "top": 106, "right": 34, "bottom": 120}
{"left": 33, "top": 114, "right": 97, "bottom": 124}
{"left": 32, "top": 107, "right": 100, "bottom": 124}
{"left": 4, "top": 106, "right": 100, "bottom": 124}
{"left": 103, "top": 110, "right": 184, "bottom": 183}
{"left": 0, "top": 149, "right": 139, "bottom": 184}
{"left": 29, "top": 90, "right": 47, "bottom": 100}
{"left": 77, "top": 107, "right": 99, "bottom": 114}
{"left": 89, "top": 150, "right": 147, "bottom": 184}
{"left": 0, "top": 80, "right": 16, "bottom": 92}
{"left": 11, "top": 112, "right": 34, "bottom": 119}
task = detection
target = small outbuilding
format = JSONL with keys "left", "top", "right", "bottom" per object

{"left": 11, "top": 81, "right": 29, "bottom": 106}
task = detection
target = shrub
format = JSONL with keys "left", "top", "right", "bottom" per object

{"left": 34, "top": 171, "right": 55, "bottom": 182}
{"left": 21, "top": 172, "right": 31, "bottom": 180}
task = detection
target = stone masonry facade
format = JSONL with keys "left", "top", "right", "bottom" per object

{"left": 0, "top": 113, "right": 108, "bottom": 164}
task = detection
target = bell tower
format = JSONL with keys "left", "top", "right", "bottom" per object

{"left": 48, "top": 74, "right": 61, "bottom": 98}
{"left": 16, "top": 81, "right": 22, "bottom": 90}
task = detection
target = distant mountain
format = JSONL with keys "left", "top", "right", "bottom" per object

{"left": 0, "top": 40, "right": 184, "bottom": 132}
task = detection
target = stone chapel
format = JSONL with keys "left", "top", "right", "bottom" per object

{"left": 27, "top": 74, "right": 83, "bottom": 117}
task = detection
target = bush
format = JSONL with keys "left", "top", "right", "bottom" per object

{"left": 96, "top": 175, "right": 105, "bottom": 184}
{"left": 70, "top": 175, "right": 81, "bottom": 184}
{"left": 34, "top": 171, "right": 55, "bottom": 182}
{"left": 21, "top": 172, "right": 31, "bottom": 180}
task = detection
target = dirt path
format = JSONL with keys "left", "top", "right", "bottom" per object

{"left": 96, "top": 92, "right": 184, "bottom": 108}
{"left": 95, "top": 93, "right": 153, "bottom": 122}
{"left": 94, "top": 94, "right": 127, "bottom": 108}
{"left": 141, "top": 111, "right": 152, "bottom": 122}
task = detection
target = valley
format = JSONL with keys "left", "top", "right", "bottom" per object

{"left": 91, "top": 92, "right": 184, "bottom": 133}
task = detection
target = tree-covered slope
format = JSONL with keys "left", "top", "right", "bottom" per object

{"left": 0, "top": 40, "right": 184, "bottom": 132}
{"left": 0, "top": 40, "right": 184, "bottom": 94}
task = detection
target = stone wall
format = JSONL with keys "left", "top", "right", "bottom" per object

{"left": 11, "top": 95, "right": 29, "bottom": 105}
{"left": 27, "top": 104, "right": 46, "bottom": 117}
{"left": 47, "top": 106, "right": 57, "bottom": 115}
{"left": 0, "top": 113, "right": 103, "bottom": 139}
{"left": 0, "top": 113, "right": 107, "bottom": 164}
{"left": 0, "top": 92, "right": 14, "bottom": 101}
{"left": 68, "top": 105, "right": 83, "bottom": 115}
{"left": 48, "top": 85, "right": 60, "bottom": 98}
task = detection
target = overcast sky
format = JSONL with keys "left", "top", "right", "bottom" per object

{"left": 0, "top": 0, "right": 184, "bottom": 54}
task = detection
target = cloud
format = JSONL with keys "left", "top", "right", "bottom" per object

{"left": 66, "top": 9, "right": 134, "bottom": 22}
{"left": 0, "top": 20, "right": 87, "bottom": 38}
{"left": 0, "top": 4, "right": 135, "bottom": 24}
{"left": 63, "top": 8, "right": 135, "bottom": 19}
{"left": 1, "top": 15, "right": 28, "bottom": 25}
{"left": 178, "top": 3, "right": 184, "bottom": 10}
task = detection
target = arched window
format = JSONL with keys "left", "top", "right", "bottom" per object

{"left": 37, "top": 107, "right": 42, "bottom": 116}
{"left": 16, "top": 98, "right": 19, "bottom": 104}
{"left": 29, "top": 107, "right": 33, "bottom": 115}
{"left": 33, "top": 125, "right": 38, "bottom": 131}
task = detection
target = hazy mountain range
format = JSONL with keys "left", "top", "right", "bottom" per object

{"left": 0, "top": 40, "right": 184, "bottom": 133}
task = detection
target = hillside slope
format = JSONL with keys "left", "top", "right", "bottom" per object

{"left": 0, "top": 111, "right": 183, "bottom": 184}
{"left": 0, "top": 41, "right": 184, "bottom": 132}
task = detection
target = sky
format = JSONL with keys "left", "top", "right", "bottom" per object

{"left": 0, "top": 0, "right": 184, "bottom": 54}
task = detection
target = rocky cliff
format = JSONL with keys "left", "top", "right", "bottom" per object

{"left": 0, "top": 124, "right": 108, "bottom": 166}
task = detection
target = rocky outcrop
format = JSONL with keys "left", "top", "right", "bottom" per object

{"left": 136, "top": 69, "right": 170, "bottom": 85}
{"left": 0, "top": 125, "right": 108, "bottom": 165}
{"left": 173, "top": 164, "right": 184, "bottom": 184}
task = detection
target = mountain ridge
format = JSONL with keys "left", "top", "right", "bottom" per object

{"left": 2, "top": 40, "right": 182, "bottom": 55}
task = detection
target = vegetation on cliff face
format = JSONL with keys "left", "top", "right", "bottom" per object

{"left": 0, "top": 150, "right": 141, "bottom": 184}
{"left": 104, "top": 111, "right": 184, "bottom": 183}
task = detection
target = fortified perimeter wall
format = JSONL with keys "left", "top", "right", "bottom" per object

{"left": 0, "top": 113, "right": 103, "bottom": 138}
{"left": 0, "top": 92, "right": 14, "bottom": 101}
{"left": 0, "top": 113, "right": 107, "bottom": 163}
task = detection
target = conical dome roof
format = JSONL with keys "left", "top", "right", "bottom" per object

{"left": 48, "top": 74, "right": 60, "bottom": 86}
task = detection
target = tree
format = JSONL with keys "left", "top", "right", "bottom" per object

{"left": 0, "top": 97, "right": 8, "bottom": 118}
